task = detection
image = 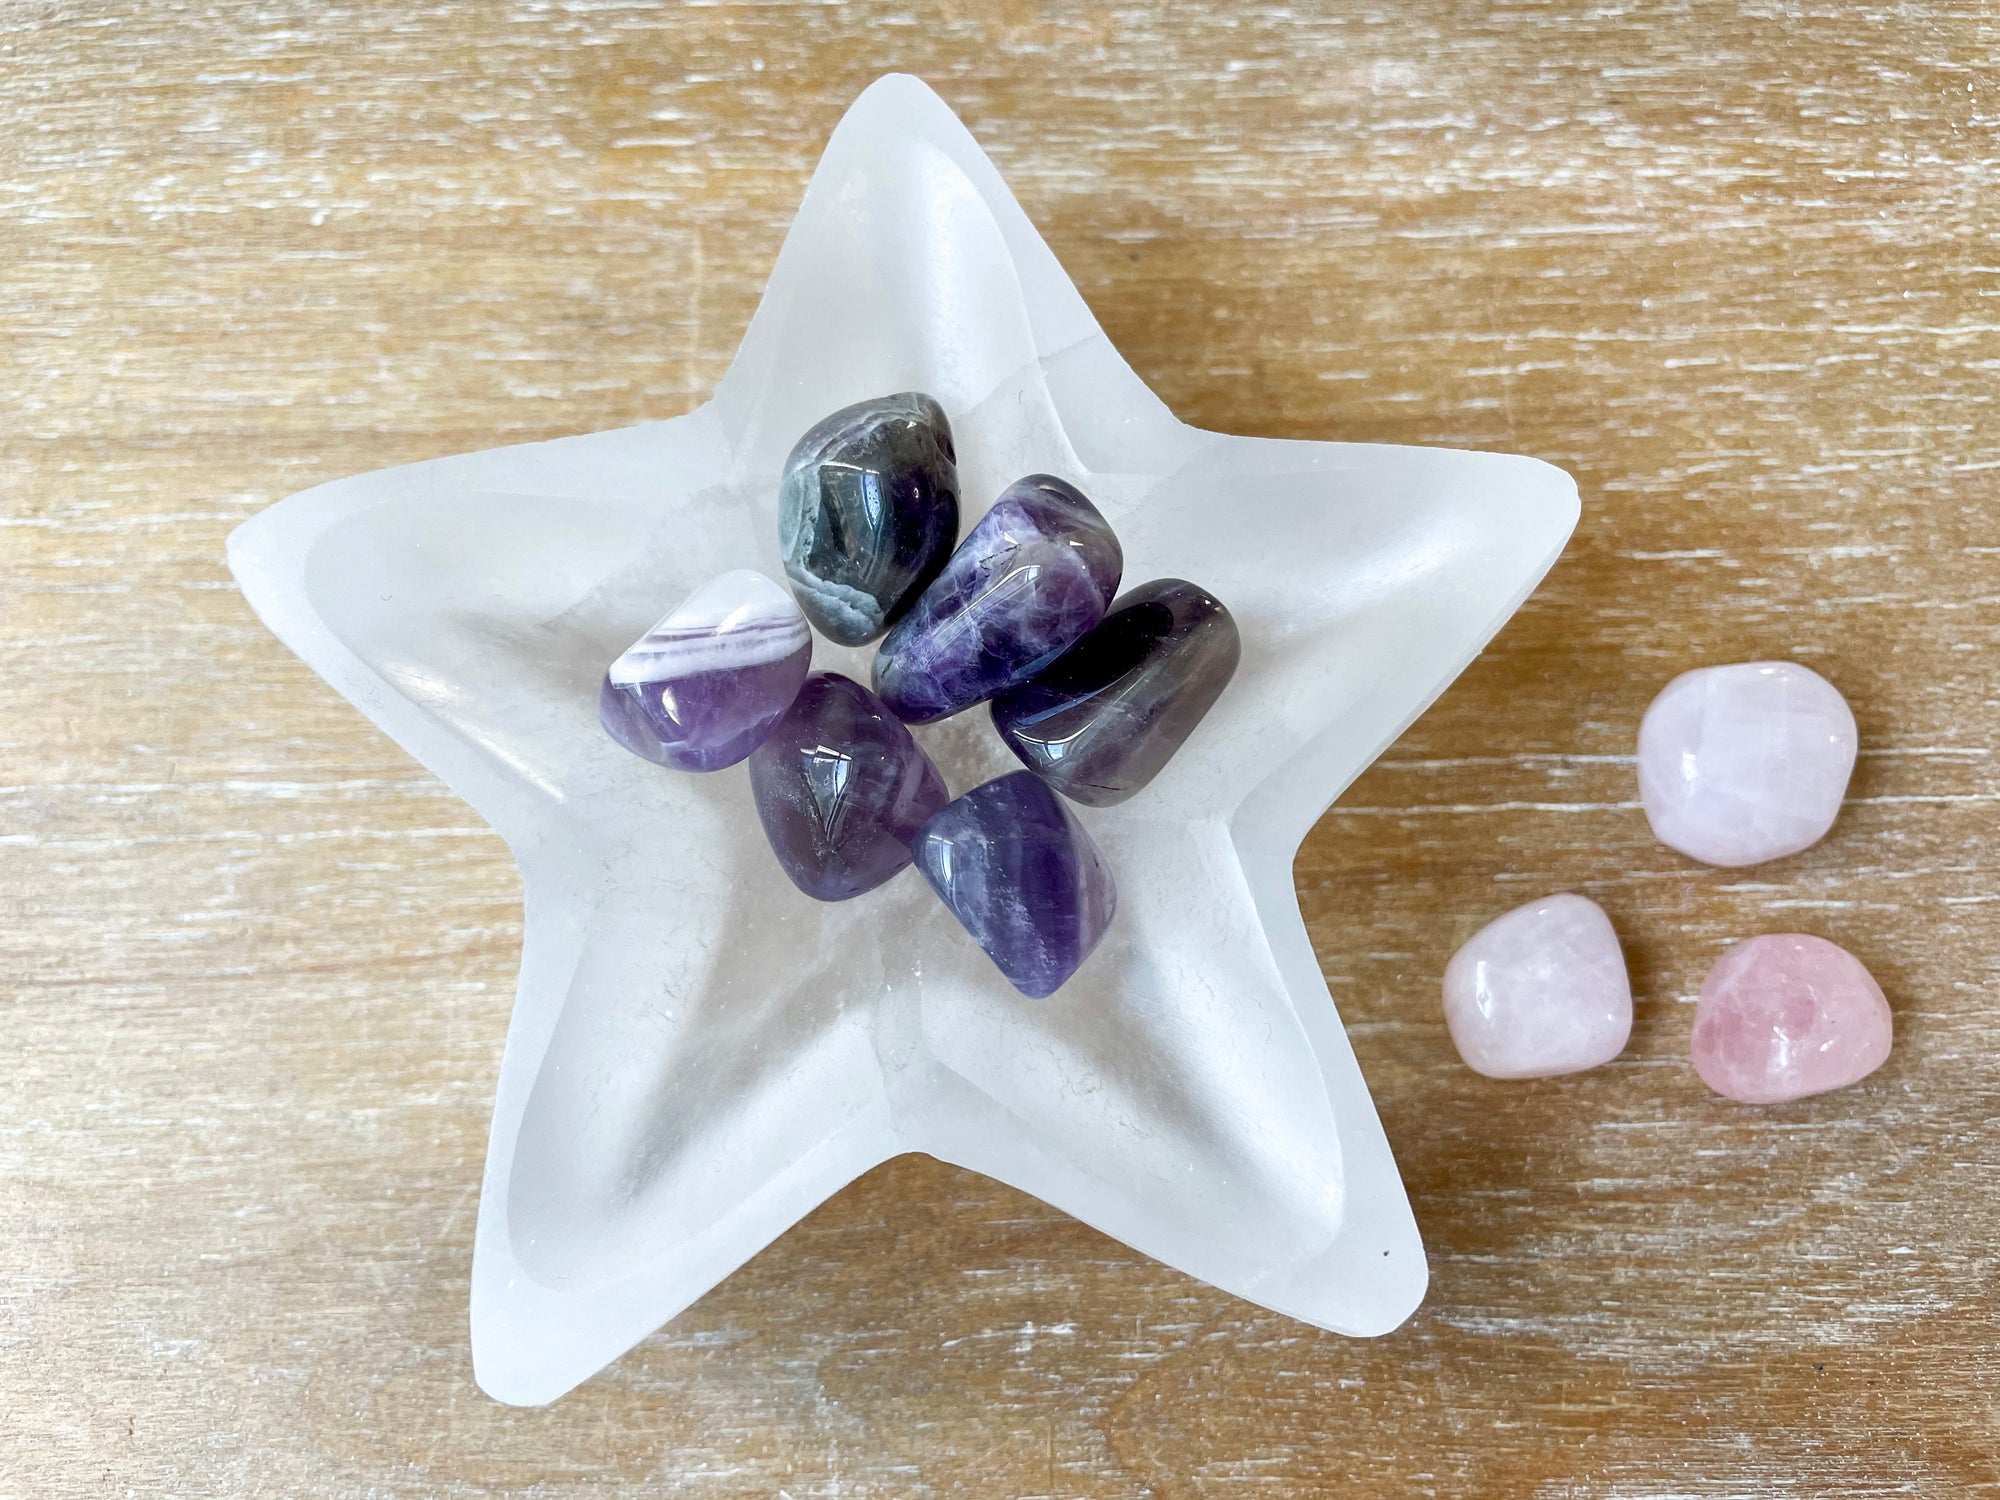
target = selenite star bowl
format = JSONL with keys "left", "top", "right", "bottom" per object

{"left": 228, "top": 75, "right": 1579, "bottom": 1404}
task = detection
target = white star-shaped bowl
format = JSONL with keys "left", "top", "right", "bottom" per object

{"left": 229, "top": 75, "right": 1578, "bottom": 1406}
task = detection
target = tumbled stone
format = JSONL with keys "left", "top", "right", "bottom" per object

{"left": 749, "top": 672, "right": 949, "bottom": 900}
{"left": 1638, "top": 661, "right": 1858, "bottom": 868}
{"left": 778, "top": 391, "right": 960, "bottom": 646}
{"left": 913, "top": 771, "right": 1116, "bottom": 998}
{"left": 1691, "top": 933, "right": 1893, "bottom": 1104}
{"left": 1441, "top": 893, "right": 1633, "bottom": 1080}
{"left": 991, "top": 578, "right": 1240, "bottom": 807}
{"left": 873, "top": 474, "right": 1123, "bottom": 724}
{"left": 599, "top": 569, "right": 812, "bottom": 771}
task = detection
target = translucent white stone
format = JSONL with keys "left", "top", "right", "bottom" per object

{"left": 1442, "top": 894, "right": 1632, "bottom": 1079}
{"left": 226, "top": 75, "right": 1579, "bottom": 1404}
{"left": 1638, "top": 661, "right": 1858, "bottom": 868}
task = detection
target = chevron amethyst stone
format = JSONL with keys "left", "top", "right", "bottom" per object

{"left": 872, "top": 474, "right": 1123, "bottom": 724}
{"left": 749, "top": 672, "right": 949, "bottom": 901}
{"left": 599, "top": 570, "right": 812, "bottom": 771}
{"left": 914, "top": 771, "right": 1117, "bottom": 998}
{"left": 778, "top": 392, "right": 960, "bottom": 646}
{"left": 991, "top": 578, "right": 1240, "bottom": 807}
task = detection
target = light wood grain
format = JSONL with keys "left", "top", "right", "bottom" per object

{"left": 5, "top": 3, "right": 1998, "bottom": 1495}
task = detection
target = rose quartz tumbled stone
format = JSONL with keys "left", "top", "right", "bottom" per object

{"left": 1637, "top": 661, "right": 1858, "bottom": 868}
{"left": 1691, "top": 934, "right": 1893, "bottom": 1104}
{"left": 1442, "top": 893, "right": 1633, "bottom": 1079}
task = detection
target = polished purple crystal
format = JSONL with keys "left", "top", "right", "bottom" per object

{"left": 749, "top": 672, "right": 949, "bottom": 900}
{"left": 871, "top": 474, "right": 1123, "bottom": 724}
{"left": 991, "top": 578, "right": 1239, "bottom": 807}
{"left": 913, "top": 771, "right": 1117, "bottom": 998}
{"left": 599, "top": 570, "right": 812, "bottom": 771}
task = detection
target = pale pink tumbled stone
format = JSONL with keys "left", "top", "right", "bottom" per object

{"left": 1637, "top": 661, "right": 1858, "bottom": 868}
{"left": 1691, "top": 934, "right": 1893, "bottom": 1104}
{"left": 1442, "top": 893, "right": 1633, "bottom": 1079}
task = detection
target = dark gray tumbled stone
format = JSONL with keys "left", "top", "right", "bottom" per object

{"left": 990, "top": 578, "right": 1241, "bottom": 807}
{"left": 777, "top": 392, "right": 960, "bottom": 646}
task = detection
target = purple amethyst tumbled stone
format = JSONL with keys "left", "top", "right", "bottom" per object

{"left": 749, "top": 672, "right": 949, "bottom": 901}
{"left": 991, "top": 578, "right": 1240, "bottom": 807}
{"left": 599, "top": 570, "right": 812, "bottom": 771}
{"left": 913, "top": 771, "right": 1117, "bottom": 998}
{"left": 872, "top": 474, "right": 1123, "bottom": 724}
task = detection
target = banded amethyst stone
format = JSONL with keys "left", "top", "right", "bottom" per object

{"left": 599, "top": 570, "right": 812, "bottom": 771}
{"left": 778, "top": 392, "right": 960, "bottom": 646}
{"left": 872, "top": 474, "right": 1123, "bottom": 724}
{"left": 749, "top": 672, "right": 949, "bottom": 900}
{"left": 914, "top": 772, "right": 1116, "bottom": 998}
{"left": 991, "top": 578, "right": 1240, "bottom": 807}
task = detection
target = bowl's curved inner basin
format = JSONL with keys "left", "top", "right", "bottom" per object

{"left": 297, "top": 385, "right": 1377, "bottom": 1284}
{"left": 281, "top": 82, "right": 1577, "bottom": 1312}
{"left": 297, "top": 396, "right": 1569, "bottom": 1296}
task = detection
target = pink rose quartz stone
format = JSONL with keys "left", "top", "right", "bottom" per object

{"left": 1691, "top": 934, "right": 1893, "bottom": 1104}
{"left": 1637, "top": 661, "right": 1858, "bottom": 868}
{"left": 1442, "top": 893, "right": 1633, "bottom": 1079}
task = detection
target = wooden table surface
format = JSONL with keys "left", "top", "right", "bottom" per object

{"left": 6, "top": 4, "right": 1998, "bottom": 1495}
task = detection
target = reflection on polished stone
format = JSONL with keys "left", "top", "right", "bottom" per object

{"left": 749, "top": 672, "right": 948, "bottom": 900}
{"left": 992, "top": 578, "right": 1239, "bottom": 806}
{"left": 778, "top": 392, "right": 960, "bottom": 645}
{"left": 873, "top": 474, "right": 1122, "bottom": 723}
{"left": 599, "top": 569, "right": 811, "bottom": 771}
{"left": 914, "top": 771, "right": 1116, "bottom": 998}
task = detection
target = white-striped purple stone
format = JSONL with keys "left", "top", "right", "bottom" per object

{"left": 872, "top": 474, "right": 1122, "bottom": 724}
{"left": 599, "top": 570, "right": 812, "bottom": 771}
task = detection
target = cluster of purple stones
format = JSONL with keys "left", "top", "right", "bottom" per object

{"left": 599, "top": 392, "right": 1240, "bottom": 998}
